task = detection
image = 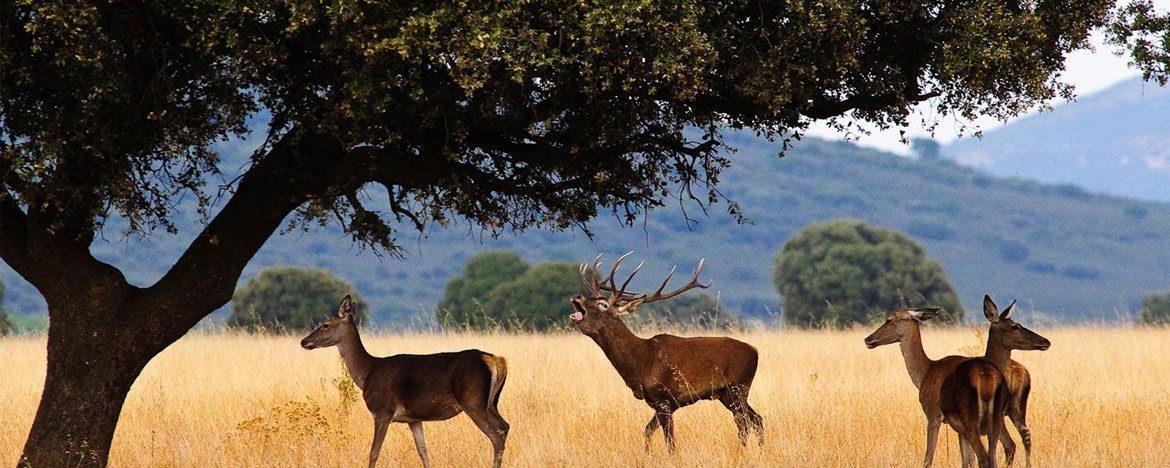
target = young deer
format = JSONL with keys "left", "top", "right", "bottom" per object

{"left": 569, "top": 253, "right": 763, "bottom": 453}
{"left": 865, "top": 306, "right": 1006, "bottom": 468}
{"left": 301, "top": 296, "right": 509, "bottom": 468}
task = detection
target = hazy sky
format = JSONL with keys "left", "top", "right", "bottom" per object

{"left": 807, "top": 3, "right": 1170, "bottom": 154}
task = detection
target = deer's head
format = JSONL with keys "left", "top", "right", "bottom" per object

{"left": 300, "top": 295, "right": 357, "bottom": 350}
{"left": 864, "top": 306, "right": 943, "bottom": 348}
{"left": 983, "top": 295, "right": 1050, "bottom": 351}
{"left": 569, "top": 252, "right": 710, "bottom": 336}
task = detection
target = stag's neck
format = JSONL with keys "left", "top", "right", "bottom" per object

{"left": 337, "top": 325, "right": 376, "bottom": 391}
{"left": 591, "top": 319, "right": 651, "bottom": 386}
{"left": 899, "top": 323, "right": 932, "bottom": 389}
{"left": 983, "top": 333, "right": 1012, "bottom": 374}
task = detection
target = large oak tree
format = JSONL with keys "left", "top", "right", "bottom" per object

{"left": 1, "top": 0, "right": 1117, "bottom": 465}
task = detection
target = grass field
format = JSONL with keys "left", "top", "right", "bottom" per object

{"left": 1, "top": 326, "right": 1168, "bottom": 467}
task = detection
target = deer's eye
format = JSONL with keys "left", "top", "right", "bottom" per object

{"left": 598, "top": 302, "right": 609, "bottom": 310}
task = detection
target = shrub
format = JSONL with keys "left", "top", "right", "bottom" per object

{"left": 0, "top": 280, "right": 10, "bottom": 336}
{"left": 228, "top": 267, "right": 367, "bottom": 332}
{"left": 633, "top": 293, "right": 739, "bottom": 331}
{"left": 435, "top": 250, "right": 529, "bottom": 329}
{"left": 480, "top": 261, "right": 585, "bottom": 331}
{"left": 1140, "top": 292, "right": 1170, "bottom": 325}
{"left": 774, "top": 220, "right": 964, "bottom": 328}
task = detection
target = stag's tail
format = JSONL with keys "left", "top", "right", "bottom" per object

{"left": 482, "top": 354, "right": 508, "bottom": 410}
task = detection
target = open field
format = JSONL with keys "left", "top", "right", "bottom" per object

{"left": 2, "top": 326, "right": 1168, "bottom": 467}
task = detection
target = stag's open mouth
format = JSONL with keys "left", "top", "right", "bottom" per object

{"left": 570, "top": 298, "right": 587, "bottom": 322}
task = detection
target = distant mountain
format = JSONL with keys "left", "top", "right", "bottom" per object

{"left": 945, "top": 78, "right": 1170, "bottom": 202}
{"left": 4, "top": 134, "right": 1170, "bottom": 325}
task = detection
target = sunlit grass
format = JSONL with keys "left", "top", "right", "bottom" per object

{"left": 1, "top": 326, "right": 1167, "bottom": 466}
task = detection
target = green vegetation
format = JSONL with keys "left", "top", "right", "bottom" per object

{"left": 480, "top": 261, "right": 584, "bottom": 331}
{"left": 436, "top": 251, "right": 530, "bottom": 329}
{"left": 774, "top": 220, "right": 964, "bottom": 328}
{"left": 228, "top": 267, "right": 368, "bottom": 333}
{"left": 1140, "top": 292, "right": 1170, "bottom": 325}
{"left": 634, "top": 293, "right": 738, "bottom": 331}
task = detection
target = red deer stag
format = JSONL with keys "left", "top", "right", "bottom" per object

{"left": 569, "top": 253, "right": 763, "bottom": 453}
{"left": 301, "top": 296, "right": 509, "bottom": 468}
{"left": 865, "top": 305, "right": 1039, "bottom": 467}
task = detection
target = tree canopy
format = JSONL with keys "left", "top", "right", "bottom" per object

{"left": 228, "top": 266, "right": 368, "bottom": 332}
{"left": 774, "top": 220, "right": 963, "bottom": 328}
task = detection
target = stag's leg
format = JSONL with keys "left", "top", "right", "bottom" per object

{"left": 464, "top": 407, "right": 509, "bottom": 468}
{"left": 409, "top": 422, "right": 432, "bottom": 468}
{"left": 923, "top": 415, "right": 942, "bottom": 468}
{"left": 654, "top": 407, "right": 677, "bottom": 453}
{"left": 368, "top": 416, "right": 390, "bottom": 468}
{"left": 745, "top": 403, "right": 764, "bottom": 445}
{"left": 717, "top": 389, "right": 750, "bottom": 446}
{"left": 999, "top": 427, "right": 1017, "bottom": 466}
{"left": 643, "top": 416, "right": 660, "bottom": 451}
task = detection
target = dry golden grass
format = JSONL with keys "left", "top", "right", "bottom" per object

{"left": 2, "top": 326, "right": 1169, "bottom": 467}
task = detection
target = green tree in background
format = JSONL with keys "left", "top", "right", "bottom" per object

{"left": 229, "top": 267, "right": 367, "bottom": 332}
{"left": 481, "top": 261, "right": 584, "bottom": 331}
{"left": 436, "top": 251, "right": 530, "bottom": 329}
{"left": 1140, "top": 291, "right": 1170, "bottom": 325}
{"left": 774, "top": 220, "right": 963, "bottom": 328}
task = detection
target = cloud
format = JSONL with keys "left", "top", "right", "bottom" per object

{"left": 1144, "top": 154, "right": 1169, "bottom": 171}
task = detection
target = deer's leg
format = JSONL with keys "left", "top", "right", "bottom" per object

{"left": 744, "top": 403, "right": 764, "bottom": 445}
{"left": 464, "top": 407, "right": 509, "bottom": 468}
{"left": 654, "top": 408, "right": 676, "bottom": 454}
{"left": 407, "top": 422, "right": 432, "bottom": 468}
{"left": 923, "top": 415, "right": 942, "bottom": 468}
{"left": 962, "top": 431, "right": 991, "bottom": 468}
{"left": 959, "top": 434, "right": 973, "bottom": 468}
{"left": 999, "top": 426, "right": 1017, "bottom": 466}
{"left": 368, "top": 416, "right": 390, "bottom": 468}
{"left": 1010, "top": 400, "right": 1032, "bottom": 468}
{"left": 717, "top": 389, "right": 750, "bottom": 446}
{"left": 643, "top": 416, "right": 660, "bottom": 451}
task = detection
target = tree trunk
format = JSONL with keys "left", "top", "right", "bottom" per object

{"left": 18, "top": 299, "right": 174, "bottom": 467}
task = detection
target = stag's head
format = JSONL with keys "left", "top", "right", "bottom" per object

{"left": 300, "top": 295, "right": 357, "bottom": 350}
{"left": 864, "top": 306, "right": 943, "bottom": 348}
{"left": 569, "top": 252, "right": 710, "bottom": 336}
{"left": 983, "top": 295, "right": 1050, "bottom": 351}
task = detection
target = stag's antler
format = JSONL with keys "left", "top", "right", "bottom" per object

{"left": 582, "top": 253, "right": 710, "bottom": 308}
{"left": 637, "top": 258, "right": 711, "bottom": 304}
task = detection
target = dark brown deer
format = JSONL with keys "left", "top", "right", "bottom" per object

{"left": 569, "top": 253, "right": 763, "bottom": 453}
{"left": 865, "top": 305, "right": 1038, "bottom": 467}
{"left": 301, "top": 296, "right": 509, "bottom": 468}
{"left": 870, "top": 306, "right": 1006, "bottom": 467}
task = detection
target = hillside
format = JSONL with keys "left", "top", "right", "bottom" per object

{"left": 945, "top": 77, "right": 1170, "bottom": 202}
{"left": 4, "top": 134, "right": 1170, "bottom": 324}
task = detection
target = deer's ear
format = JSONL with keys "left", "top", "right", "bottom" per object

{"left": 616, "top": 298, "right": 646, "bottom": 315}
{"left": 338, "top": 295, "right": 354, "bottom": 317}
{"left": 907, "top": 307, "right": 942, "bottom": 321}
{"left": 1000, "top": 300, "right": 1017, "bottom": 320}
{"left": 983, "top": 295, "right": 999, "bottom": 323}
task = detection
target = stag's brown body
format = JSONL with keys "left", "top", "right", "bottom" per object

{"left": 302, "top": 296, "right": 509, "bottom": 468}
{"left": 571, "top": 254, "right": 763, "bottom": 452}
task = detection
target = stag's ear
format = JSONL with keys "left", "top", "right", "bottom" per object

{"left": 983, "top": 295, "right": 999, "bottom": 323}
{"left": 616, "top": 297, "right": 646, "bottom": 315}
{"left": 338, "top": 295, "right": 354, "bottom": 318}
{"left": 1000, "top": 300, "right": 1017, "bottom": 320}
{"left": 907, "top": 307, "right": 943, "bottom": 321}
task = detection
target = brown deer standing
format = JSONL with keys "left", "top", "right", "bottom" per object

{"left": 569, "top": 253, "right": 763, "bottom": 453}
{"left": 864, "top": 306, "right": 1039, "bottom": 467}
{"left": 301, "top": 296, "right": 509, "bottom": 468}
{"left": 975, "top": 296, "right": 1050, "bottom": 467}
